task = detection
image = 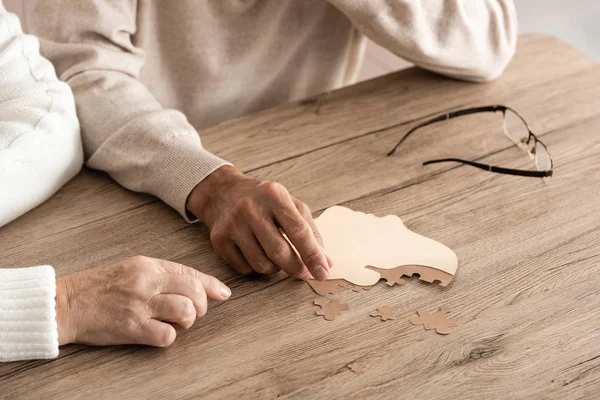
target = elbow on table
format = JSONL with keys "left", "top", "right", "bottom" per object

{"left": 55, "top": 123, "right": 84, "bottom": 182}
{"left": 0, "top": 113, "right": 83, "bottom": 228}
{"left": 466, "top": 43, "right": 517, "bottom": 83}
{"left": 460, "top": 25, "right": 518, "bottom": 83}
{"left": 53, "top": 117, "right": 84, "bottom": 184}
{"left": 414, "top": 31, "right": 517, "bottom": 83}
{"left": 459, "top": 2, "right": 519, "bottom": 83}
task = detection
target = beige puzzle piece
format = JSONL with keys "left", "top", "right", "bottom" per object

{"left": 409, "top": 305, "right": 457, "bottom": 335}
{"left": 370, "top": 306, "right": 396, "bottom": 321}
{"left": 313, "top": 206, "right": 458, "bottom": 287}
{"left": 307, "top": 279, "right": 351, "bottom": 296}
{"left": 313, "top": 299, "right": 349, "bottom": 321}
{"left": 347, "top": 362, "right": 366, "bottom": 375}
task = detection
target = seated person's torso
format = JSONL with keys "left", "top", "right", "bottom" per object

{"left": 135, "top": 0, "right": 365, "bottom": 129}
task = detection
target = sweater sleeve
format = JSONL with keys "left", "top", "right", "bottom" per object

{"left": 0, "top": 3, "right": 83, "bottom": 228}
{"left": 21, "top": 1, "right": 230, "bottom": 221}
{"left": 328, "top": 0, "right": 518, "bottom": 82}
{"left": 0, "top": 266, "right": 58, "bottom": 362}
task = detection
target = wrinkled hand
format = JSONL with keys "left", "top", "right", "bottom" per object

{"left": 186, "top": 166, "right": 333, "bottom": 280}
{"left": 55, "top": 256, "right": 231, "bottom": 347}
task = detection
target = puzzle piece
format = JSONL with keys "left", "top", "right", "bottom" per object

{"left": 307, "top": 279, "right": 351, "bottom": 296}
{"left": 347, "top": 362, "right": 366, "bottom": 375}
{"left": 370, "top": 306, "right": 396, "bottom": 321}
{"left": 313, "top": 299, "right": 349, "bottom": 321}
{"left": 312, "top": 206, "right": 458, "bottom": 287}
{"left": 409, "top": 305, "right": 457, "bottom": 335}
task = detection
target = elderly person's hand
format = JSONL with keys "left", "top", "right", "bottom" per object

{"left": 186, "top": 166, "right": 333, "bottom": 281}
{"left": 55, "top": 256, "right": 231, "bottom": 347}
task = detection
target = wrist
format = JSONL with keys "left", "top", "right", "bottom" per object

{"left": 55, "top": 276, "right": 76, "bottom": 346}
{"left": 186, "top": 165, "right": 243, "bottom": 223}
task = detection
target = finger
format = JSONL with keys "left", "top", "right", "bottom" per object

{"left": 220, "top": 244, "right": 254, "bottom": 275}
{"left": 292, "top": 198, "right": 324, "bottom": 246}
{"left": 293, "top": 198, "right": 334, "bottom": 269}
{"left": 159, "top": 273, "right": 208, "bottom": 317}
{"left": 233, "top": 228, "right": 280, "bottom": 275}
{"left": 321, "top": 246, "right": 335, "bottom": 271}
{"left": 274, "top": 198, "right": 330, "bottom": 281}
{"left": 148, "top": 294, "right": 197, "bottom": 329}
{"left": 210, "top": 229, "right": 253, "bottom": 275}
{"left": 182, "top": 266, "right": 232, "bottom": 301}
{"left": 251, "top": 217, "right": 311, "bottom": 279}
{"left": 155, "top": 259, "right": 232, "bottom": 301}
{"left": 136, "top": 319, "right": 177, "bottom": 347}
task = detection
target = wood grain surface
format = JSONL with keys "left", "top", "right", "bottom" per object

{"left": 1, "top": 34, "right": 599, "bottom": 399}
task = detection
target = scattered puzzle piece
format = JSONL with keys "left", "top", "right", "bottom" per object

{"left": 313, "top": 299, "right": 349, "bottom": 321}
{"left": 347, "top": 362, "right": 365, "bottom": 375}
{"left": 370, "top": 306, "right": 396, "bottom": 321}
{"left": 307, "top": 279, "right": 351, "bottom": 296}
{"left": 409, "top": 305, "right": 457, "bottom": 335}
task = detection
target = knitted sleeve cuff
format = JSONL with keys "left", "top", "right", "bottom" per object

{"left": 142, "top": 136, "right": 232, "bottom": 223}
{"left": 0, "top": 265, "right": 59, "bottom": 362}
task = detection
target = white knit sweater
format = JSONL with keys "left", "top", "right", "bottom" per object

{"left": 0, "top": 266, "right": 59, "bottom": 361}
{"left": 0, "top": 1, "right": 82, "bottom": 362}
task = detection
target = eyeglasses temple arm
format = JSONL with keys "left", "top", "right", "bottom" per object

{"left": 387, "top": 105, "right": 507, "bottom": 156}
{"left": 386, "top": 115, "right": 445, "bottom": 156}
{"left": 423, "top": 158, "right": 553, "bottom": 178}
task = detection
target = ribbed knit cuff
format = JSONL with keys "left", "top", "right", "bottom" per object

{"left": 143, "top": 133, "right": 231, "bottom": 223}
{"left": 0, "top": 266, "right": 59, "bottom": 362}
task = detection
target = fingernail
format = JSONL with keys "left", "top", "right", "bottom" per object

{"left": 220, "top": 285, "right": 231, "bottom": 299}
{"left": 313, "top": 265, "right": 328, "bottom": 281}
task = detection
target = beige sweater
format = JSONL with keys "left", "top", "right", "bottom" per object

{"left": 21, "top": 1, "right": 517, "bottom": 219}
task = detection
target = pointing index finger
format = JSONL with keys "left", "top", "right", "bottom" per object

{"left": 275, "top": 200, "right": 330, "bottom": 281}
{"left": 156, "top": 259, "right": 232, "bottom": 301}
{"left": 293, "top": 198, "right": 335, "bottom": 269}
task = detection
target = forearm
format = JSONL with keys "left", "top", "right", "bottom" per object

{"left": 23, "top": 0, "right": 229, "bottom": 220}
{"left": 67, "top": 71, "right": 229, "bottom": 219}
{"left": 0, "top": 266, "right": 59, "bottom": 362}
{"left": 328, "top": 0, "right": 518, "bottom": 82}
{"left": 0, "top": 124, "right": 82, "bottom": 227}
{"left": 0, "top": 5, "right": 82, "bottom": 228}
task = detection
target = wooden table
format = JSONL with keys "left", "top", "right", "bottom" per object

{"left": 1, "top": 34, "right": 600, "bottom": 399}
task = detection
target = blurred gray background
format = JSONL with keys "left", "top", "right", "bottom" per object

{"left": 516, "top": 0, "right": 599, "bottom": 60}
{"left": 4, "top": 0, "right": 598, "bottom": 81}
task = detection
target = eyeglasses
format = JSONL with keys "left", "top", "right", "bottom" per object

{"left": 387, "top": 105, "right": 554, "bottom": 180}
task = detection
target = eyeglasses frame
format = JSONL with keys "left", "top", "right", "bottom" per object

{"left": 386, "top": 105, "right": 554, "bottom": 179}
